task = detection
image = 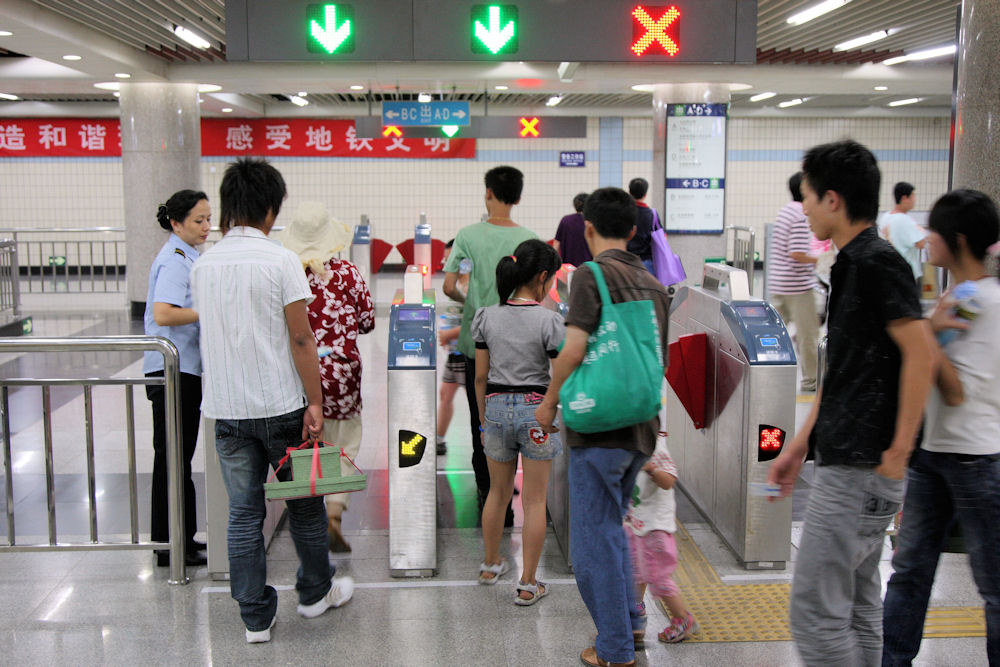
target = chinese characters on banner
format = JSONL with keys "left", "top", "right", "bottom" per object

{"left": 0, "top": 118, "right": 475, "bottom": 158}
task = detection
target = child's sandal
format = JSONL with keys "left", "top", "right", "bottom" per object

{"left": 514, "top": 580, "right": 548, "bottom": 606}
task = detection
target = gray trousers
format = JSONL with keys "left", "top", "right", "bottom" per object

{"left": 790, "top": 464, "right": 904, "bottom": 666}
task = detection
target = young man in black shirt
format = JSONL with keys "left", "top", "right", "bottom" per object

{"left": 767, "top": 140, "right": 935, "bottom": 666}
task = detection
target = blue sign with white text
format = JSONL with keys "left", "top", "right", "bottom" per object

{"left": 559, "top": 151, "right": 586, "bottom": 167}
{"left": 382, "top": 101, "right": 470, "bottom": 126}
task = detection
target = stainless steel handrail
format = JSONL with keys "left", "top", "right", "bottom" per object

{"left": 0, "top": 336, "right": 189, "bottom": 585}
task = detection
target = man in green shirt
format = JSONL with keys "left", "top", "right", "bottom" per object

{"left": 443, "top": 165, "right": 538, "bottom": 515}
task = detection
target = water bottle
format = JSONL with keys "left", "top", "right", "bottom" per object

{"left": 937, "top": 281, "right": 980, "bottom": 346}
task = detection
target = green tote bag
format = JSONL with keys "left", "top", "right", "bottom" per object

{"left": 559, "top": 261, "right": 663, "bottom": 433}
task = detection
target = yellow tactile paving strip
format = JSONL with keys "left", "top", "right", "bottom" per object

{"left": 662, "top": 522, "right": 986, "bottom": 642}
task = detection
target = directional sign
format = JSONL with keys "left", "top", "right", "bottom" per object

{"left": 631, "top": 5, "right": 680, "bottom": 57}
{"left": 382, "top": 101, "right": 471, "bottom": 127}
{"left": 519, "top": 117, "right": 539, "bottom": 137}
{"left": 471, "top": 4, "right": 518, "bottom": 55}
{"left": 355, "top": 115, "right": 587, "bottom": 138}
{"left": 307, "top": 4, "right": 355, "bottom": 54}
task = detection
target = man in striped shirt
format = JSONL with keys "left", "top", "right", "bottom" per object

{"left": 767, "top": 172, "right": 820, "bottom": 392}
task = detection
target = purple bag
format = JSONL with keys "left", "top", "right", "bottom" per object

{"left": 650, "top": 209, "right": 687, "bottom": 286}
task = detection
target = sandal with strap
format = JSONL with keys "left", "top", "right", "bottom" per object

{"left": 478, "top": 559, "right": 510, "bottom": 585}
{"left": 514, "top": 580, "right": 549, "bottom": 606}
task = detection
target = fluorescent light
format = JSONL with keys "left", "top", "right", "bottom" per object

{"left": 221, "top": 107, "right": 233, "bottom": 113}
{"left": 834, "top": 30, "right": 889, "bottom": 51}
{"left": 545, "top": 95, "right": 563, "bottom": 107}
{"left": 112, "top": 92, "right": 120, "bottom": 98}
{"left": 93, "top": 82, "right": 120, "bottom": 91}
{"left": 0, "top": 93, "right": 18, "bottom": 101}
{"left": 350, "top": 85, "right": 365, "bottom": 91}
{"left": 174, "top": 25, "right": 210, "bottom": 49}
{"left": 62, "top": 54, "right": 81, "bottom": 61}
{"left": 494, "top": 85, "right": 509, "bottom": 91}
{"left": 874, "top": 85, "right": 889, "bottom": 91}
{"left": 749, "top": 91, "right": 776, "bottom": 102}
{"left": 883, "top": 44, "right": 956, "bottom": 65}
{"left": 0, "top": 31, "right": 13, "bottom": 37}
{"left": 631, "top": 84, "right": 655, "bottom": 92}
{"left": 197, "top": 84, "right": 222, "bottom": 93}
{"left": 888, "top": 97, "right": 920, "bottom": 107}
{"left": 787, "top": 0, "right": 851, "bottom": 26}
{"left": 417, "top": 92, "right": 432, "bottom": 103}
{"left": 290, "top": 95, "right": 309, "bottom": 107}
{"left": 778, "top": 98, "right": 805, "bottom": 108}
{"left": 114, "top": 72, "right": 131, "bottom": 79}
{"left": 297, "top": 91, "right": 308, "bottom": 97}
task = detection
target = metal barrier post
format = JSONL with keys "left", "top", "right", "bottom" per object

{"left": 2, "top": 386, "right": 14, "bottom": 543}
{"left": 162, "top": 341, "right": 187, "bottom": 585}
{"left": 725, "top": 226, "right": 757, "bottom": 295}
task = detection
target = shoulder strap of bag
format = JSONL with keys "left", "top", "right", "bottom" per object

{"left": 651, "top": 208, "right": 662, "bottom": 232}
{"left": 585, "top": 261, "right": 612, "bottom": 307}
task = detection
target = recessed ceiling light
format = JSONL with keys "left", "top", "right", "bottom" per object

{"left": 888, "top": 97, "right": 921, "bottom": 107}
{"left": 197, "top": 84, "right": 222, "bottom": 93}
{"left": 114, "top": 72, "right": 131, "bottom": 79}
{"left": 874, "top": 85, "right": 889, "bottom": 91}
{"left": 221, "top": 107, "right": 233, "bottom": 113}
{"left": 787, "top": 0, "right": 851, "bottom": 26}
{"left": 545, "top": 95, "right": 563, "bottom": 107}
{"left": 289, "top": 95, "right": 309, "bottom": 107}
{"left": 494, "top": 85, "right": 509, "bottom": 91}
{"left": 0, "top": 93, "right": 18, "bottom": 101}
{"left": 62, "top": 54, "right": 82, "bottom": 61}
{"left": 883, "top": 44, "right": 956, "bottom": 65}
{"left": 94, "top": 82, "right": 120, "bottom": 91}
{"left": 113, "top": 92, "right": 120, "bottom": 98}
{"left": 417, "top": 92, "right": 432, "bottom": 103}
{"left": 297, "top": 91, "right": 308, "bottom": 97}
{"left": 630, "top": 84, "right": 655, "bottom": 92}
{"left": 729, "top": 83, "right": 753, "bottom": 91}
{"left": 834, "top": 30, "right": 890, "bottom": 52}
{"left": 174, "top": 25, "right": 210, "bottom": 49}
{"left": 778, "top": 98, "right": 805, "bottom": 108}
{"left": 0, "top": 30, "right": 13, "bottom": 37}
{"left": 749, "top": 91, "right": 776, "bottom": 102}
{"left": 350, "top": 85, "right": 365, "bottom": 91}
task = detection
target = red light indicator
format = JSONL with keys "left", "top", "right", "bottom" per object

{"left": 382, "top": 125, "right": 402, "bottom": 137}
{"left": 519, "top": 116, "right": 539, "bottom": 137}
{"left": 631, "top": 5, "right": 680, "bottom": 57}
{"left": 420, "top": 264, "right": 428, "bottom": 275}
{"left": 757, "top": 425, "right": 785, "bottom": 462}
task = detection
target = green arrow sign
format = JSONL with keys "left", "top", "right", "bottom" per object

{"left": 48, "top": 255, "right": 67, "bottom": 267}
{"left": 307, "top": 4, "right": 354, "bottom": 54}
{"left": 471, "top": 5, "right": 518, "bottom": 55}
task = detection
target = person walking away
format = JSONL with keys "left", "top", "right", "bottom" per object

{"left": 767, "top": 141, "right": 935, "bottom": 666}
{"left": 443, "top": 166, "right": 538, "bottom": 521}
{"left": 144, "top": 189, "right": 211, "bottom": 567}
{"left": 536, "top": 187, "right": 672, "bottom": 667}
{"left": 274, "top": 201, "right": 374, "bottom": 554}
{"left": 553, "top": 192, "right": 592, "bottom": 266}
{"left": 767, "top": 172, "right": 821, "bottom": 392}
{"left": 882, "top": 189, "right": 1000, "bottom": 666}
{"left": 881, "top": 182, "right": 927, "bottom": 291}
{"left": 191, "top": 158, "right": 353, "bottom": 644}
{"left": 472, "top": 240, "right": 565, "bottom": 604}
{"left": 626, "top": 178, "right": 655, "bottom": 273}
{"left": 436, "top": 239, "right": 469, "bottom": 456}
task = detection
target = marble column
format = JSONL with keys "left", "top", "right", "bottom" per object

{"left": 119, "top": 82, "right": 201, "bottom": 316}
{"left": 651, "top": 83, "right": 732, "bottom": 287}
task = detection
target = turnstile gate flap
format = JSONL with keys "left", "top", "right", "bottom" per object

{"left": 667, "top": 333, "right": 708, "bottom": 429}
{"left": 371, "top": 238, "right": 394, "bottom": 273}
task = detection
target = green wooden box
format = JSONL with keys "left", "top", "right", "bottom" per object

{"left": 264, "top": 446, "right": 367, "bottom": 501}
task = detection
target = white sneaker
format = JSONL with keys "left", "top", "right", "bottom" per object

{"left": 297, "top": 576, "right": 355, "bottom": 618}
{"left": 245, "top": 616, "right": 276, "bottom": 644}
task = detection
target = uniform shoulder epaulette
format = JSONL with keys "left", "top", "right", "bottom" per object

{"left": 174, "top": 248, "right": 186, "bottom": 258}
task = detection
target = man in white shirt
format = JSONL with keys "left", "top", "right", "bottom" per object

{"left": 880, "top": 182, "right": 927, "bottom": 289}
{"left": 191, "top": 158, "right": 353, "bottom": 644}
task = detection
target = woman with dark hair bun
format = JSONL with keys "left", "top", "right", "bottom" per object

{"left": 143, "top": 188, "right": 211, "bottom": 567}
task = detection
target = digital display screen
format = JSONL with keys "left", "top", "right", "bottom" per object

{"left": 402, "top": 341, "right": 422, "bottom": 351}
{"left": 398, "top": 309, "right": 430, "bottom": 322}
{"left": 759, "top": 337, "right": 778, "bottom": 348}
{"left": 737, "top": 305, "right": 767, "bottom": 319}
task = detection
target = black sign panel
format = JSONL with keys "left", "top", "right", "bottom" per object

{"left": 355, "top": 116, "right": 587, "bottom": 139}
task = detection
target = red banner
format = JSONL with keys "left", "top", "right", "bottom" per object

{"left": 0, "top": 118, "right": 475, "bottom": 158}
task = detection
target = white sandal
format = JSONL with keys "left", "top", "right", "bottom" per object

{"left": 478, "top": 559, "right": 510, "bottom": 585}
{"left": 514, "top": 580, "right": 548, "bottom": 606}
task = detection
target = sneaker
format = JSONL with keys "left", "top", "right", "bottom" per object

{"left": 297, "top": 576, "right": 355, "bottom": 618}
{"left": 658, "top": 613, "right": 699, "bottom": 644}
{"left": 245, "top": 616, "right": 276, "bottom": 644}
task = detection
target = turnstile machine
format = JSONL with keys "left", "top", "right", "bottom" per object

{"left": 667, "top": 263, "right": 796, "bottom": 569}
{"left": 350, "top": 216, "right": 372, "bottom": 283}
{"left": 387, "top": 283, "right": 437, "bottom": 576}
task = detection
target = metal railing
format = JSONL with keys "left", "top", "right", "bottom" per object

{"left": 725, "top": 225, "right": 757, "bottom": 296}
{"left": 0, "top": 241, "right": 20, "bottom": 323}
{"left": 0, "top": 336, "right": 189, "bottom": 585}
{"left": 0, "top": 227, "right": 126, "bottom": 294}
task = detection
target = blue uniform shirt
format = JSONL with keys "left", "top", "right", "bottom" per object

{"left": 143, "top": 233, "right": 201, "bottom": 376}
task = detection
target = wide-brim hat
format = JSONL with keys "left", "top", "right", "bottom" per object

{"left": 274, "top": 201, "right": 352, "bottom": 265}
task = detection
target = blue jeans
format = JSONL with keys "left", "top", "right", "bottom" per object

{"left": 483, "top": 393, "right": 562, "bottom": 462}
{"left": 569, "top": 446, "right": 648, "bottom": 664}
{"left": 883, "top": 448, "right": 1000, "bottom": 666}
{"left": 215, "top": 409, "right": 333, "bottom": 631}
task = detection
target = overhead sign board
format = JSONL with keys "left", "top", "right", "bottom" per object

{"left": 355, "top": 116, "right": 587, "bottom": 139}
{"left": 664, "top": 103, "right": 728, "bottom": 234}
{"left": 382, "top": 101, "right": 471, "bottom": 126}
{"left": 226, "top": 0, "right": 756, "bottom": 63}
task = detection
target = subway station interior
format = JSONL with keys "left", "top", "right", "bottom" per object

{"left": 1, "top": 0, "right": 997, "bottom": 664}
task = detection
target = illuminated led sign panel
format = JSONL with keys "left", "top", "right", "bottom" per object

{"left": 226, "top": 0, "right": 755, "bottom": 63}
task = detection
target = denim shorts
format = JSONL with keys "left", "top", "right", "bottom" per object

{"left": 482, "top": 392, "right": 562, "bottom": 462}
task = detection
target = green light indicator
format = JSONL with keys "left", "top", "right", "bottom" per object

{"left": 441, "top": 125, "right": 460, "bottom": 138}
{"left": 307, "top": 4, "right": 354, "bottom": 54}
{"left": 471, "top": 5, "right": 518, "bottom": 55}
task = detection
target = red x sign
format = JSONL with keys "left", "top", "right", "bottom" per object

{"left": 519, "top": 117, "right": 539, "bottom": 137}
{"left": 382, "top": 125, "right": 402, "bottom": 137}
{"left": 631, "top": 5, "right": 680, "bottom": 57}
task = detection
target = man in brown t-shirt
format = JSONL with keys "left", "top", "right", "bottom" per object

{"left": 536, "top": 187, "right": 671, "bottom": 667}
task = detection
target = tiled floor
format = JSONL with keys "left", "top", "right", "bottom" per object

{"left": 0, "top": 275, "right": 991, "bottom": 665}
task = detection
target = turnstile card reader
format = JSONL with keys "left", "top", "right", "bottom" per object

{"left": 387, "top": 300, "right": 437, "bottom": 576}
{"left": 722, "top": 301, "right": 796, "bottom": 365}
{"left": 350, "top": 216, "right": 372, "bottom": 282}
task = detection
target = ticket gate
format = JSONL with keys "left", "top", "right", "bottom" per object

{"left": 414, "top": 216, "right": 432, "bottom": 289}
{"left": 387, "top": 282, "right": 437, "bottom": 576}
{"left": 350, "top": 216, "right": 372, "bottom": 283}
{"left": 667, "top": 263, "right": 796, "bottom": 569}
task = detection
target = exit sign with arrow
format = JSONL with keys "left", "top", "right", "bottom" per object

{"left": 307, "top": 3, "right": 355, "bottom": 54}
{"left": 471, "top": 4, "right": 517, "bottom": 55}
{"left": 382, "top": 101, "right": 471, "bottom": 127}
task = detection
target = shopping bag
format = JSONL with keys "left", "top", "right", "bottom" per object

{"left": 264, "top": 439, "right": 367, "bottom": 501}
{"left": 650, "top": 210, "right": 687, "bottom": 286}
{"left": 559, "top": 262, "right": 663, "bottom": 433}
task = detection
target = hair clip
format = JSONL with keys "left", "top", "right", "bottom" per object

{"left": 508, "top": 255, "right": 517, "bottom": 262}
